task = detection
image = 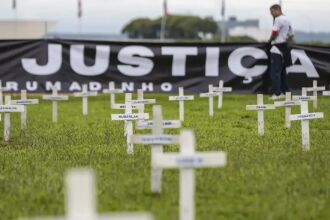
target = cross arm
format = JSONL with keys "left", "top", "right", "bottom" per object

{"left": 152, "top": 152, "right": 227, "bottom": 169}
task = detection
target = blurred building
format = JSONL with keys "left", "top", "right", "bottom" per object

{"left": 0, "top": 19, "right": 128, "bottom": 41}
{"left": 0, "top": 20, "right": 57, "bottom": 39}
{"left": 218, "top": 16, "right": 269, "bottom": 42}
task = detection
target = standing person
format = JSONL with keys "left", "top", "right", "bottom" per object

{"left": 268, "top": 4, "right": 294, "bottom": 99}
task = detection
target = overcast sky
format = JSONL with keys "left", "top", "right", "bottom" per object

{"left": 0, "top": 0, "right": 329, "bottom": 34}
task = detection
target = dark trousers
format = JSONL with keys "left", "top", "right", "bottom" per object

{"left": 270, "top": 53, "right": 289, "bottom": 95}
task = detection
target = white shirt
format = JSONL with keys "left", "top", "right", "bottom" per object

{"left": 271, "top": 15, "right": 294, "bottom": 56}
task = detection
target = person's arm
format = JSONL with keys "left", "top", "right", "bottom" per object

{"left": 268, "top": 17, "right": 280, "bottom": 43}
{"left": 288, "top": 24, "right": 294, "bottom": 43}
{"left": 268, "top": 30, "right": 278, "bottom": 43}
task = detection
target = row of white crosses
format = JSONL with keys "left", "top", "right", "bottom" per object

{"left": 111, "top": 93, "right": 150, "bottom": 155}
{"left": 131, "top": 105, "right": 181, "bottom": 192}
{"left": 290, "top": 87, "right": 324, "bottom": 151}
{"left": 0, "top": 89, "right": 39, "bottom": 141}
{"left": 21, "top": 169, "right": 154, "bottom": 220}
{"left": 130, "top": 105, "right": 227, "bottom": 220}
{"left": 247, "top": 89, "right": 324, "bottom": 151}
{"left": 42, "top": 84, "right": 96, "bottom": 122}
{"left": 104, "top": 81, "right": 231, "bottom": 120}
{"left": 0, "top": 96, "right": 25, "bottom": 141}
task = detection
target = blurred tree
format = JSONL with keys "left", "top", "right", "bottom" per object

{"left": 122, "top": 15, "right": 219, "bottom": 40}
{"left": 226, "top": 36, "right": 258, "bottom": 43}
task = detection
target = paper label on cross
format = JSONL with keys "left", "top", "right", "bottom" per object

{"left": 43, "top": 95, "right": 69, "bottom": 101}
{"left": 11, "top": 100, "right": 39, "bottom": 105}
{"left": 213, "top": 87, "right": 232, "bottom": 92}
{"left": 306, "top": 86, "right": 326, "bottom": 92}
{"left": 275, "top": 100, "right": 300, "bottom": 107}
{"left": 292, "top": 96, "right": 315, "bottom": 101}
{"left": 131, "top": 99, "right": 156, "bottom": 105}
{"left": 246, "top": 105, "right": 275, "bottom": 110}
{"left": 0, "top": 105, "right": 25, "bottom": 112}
{"left": 169, "top": 96, "right": 194, "bottom": 101}
{"left": 136, "top": 120, "right": 181, "bottom": 129}
{"left": 153, "top": 153, "right": 227, "bottom": 169}
{"left": 290, "top": 113, "right": 324, "bottom": 121}
{"left": 111, "top": 113, "right": 149, "bottom": 121}
{"left": 130, "top": 135, "right": 180, "bottom": 145}
{"left": 200, "top": 93, "right": 218, "bottom": 97}
{"left": 112, "top": 104, "right": 139, "bottom": 110}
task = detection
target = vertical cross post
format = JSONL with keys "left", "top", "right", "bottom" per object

{"left": 4, "top": 96, "right": 11, "bottom": 142}
{"left": 21, "top": 90, "right": 27, "bottom": 129}
{"left": 169, "top": 87, "right": 194, "bottom": 121}
{"left": 52, "top": 88, "right": 58, "bottom": 123}
{"left": 200, "top": 85, "right": 217, "bottom": 117}
{"left": 246, "top": 94, "right": 275, "bottom": 136}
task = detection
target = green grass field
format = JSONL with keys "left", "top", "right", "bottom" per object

{"left": 1, "top": 94, "right": 330, "bottom": 220}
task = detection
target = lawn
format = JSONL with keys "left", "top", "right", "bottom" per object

{"left": 0, "top": 93, "right": 330, "bottom": 220}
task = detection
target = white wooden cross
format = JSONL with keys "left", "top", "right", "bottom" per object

{"left": 42, "top": 87, "right": 69, "bottom": 123}
{"left": 200, "top": 85, "right": 218, "bottom": 117}
{"left": 21, "top": 169, "right": 154, "bottom": 220}
{"left": 103, "top": 81, "right": 124, "bottom": 109}
{"left": 305, "top": 80, "right": 325, "bottom": 109}
{"left": 152, "top": 130, "right": 227, "bottom": 220}
{"left": 111, "top": 93, "right": 149, "bottom": 155}
{"left": 132, "top": 89, "right": 156, "bottom": 116}
{"left": 292, "top": 88, "right": 315, "bottom": 102}
{"left": 73, "top": 84, "right": 98, "bottom": 116}
{"left": 213, "top": 80, "right": 232, "bottom": 109}
{"left": 274, "top": 92, "right": 301, "bottom": 128}
{"left": 290, "top": 101, "right": 324, "bottom": 151}
{"left": 246, "top": 94, "right": 275, "bottom": 136}
{"left": 130, "top": 105, "right": 181, "bottom": 193}
{"left": 11, "top": 90, "right": 39, "bottom": 129}
{"left": 0, "top": 80, "right": 9, "bottom": 121}
{"left": 169, "top": 87, "right": 194, "bottom": 121}
{"left": 0, "top": 95, "right": 24, "bottom": 142}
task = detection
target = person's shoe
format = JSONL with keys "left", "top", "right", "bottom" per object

{"left": 270, "top": 94, "right": 285, "bottom": 100}
{"left": 278, "top": 93, "right": 286, "bottom": 99}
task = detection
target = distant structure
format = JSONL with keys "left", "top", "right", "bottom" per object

{"left": 0, "top": 20, "right": 56, "bottom": 39}
{"left": 0, "top": 19, "right": 128, "bottom": 41}
{"left": 218, "top": 16, "right": 258, "bottom": 36}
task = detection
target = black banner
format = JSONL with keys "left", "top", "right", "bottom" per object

{"left": 0, "top": 39, "right": 329, "bottom": 93}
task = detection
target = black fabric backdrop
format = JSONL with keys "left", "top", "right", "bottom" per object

{"left": 0, "top": 39, "right": 329, "bottom": 93}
